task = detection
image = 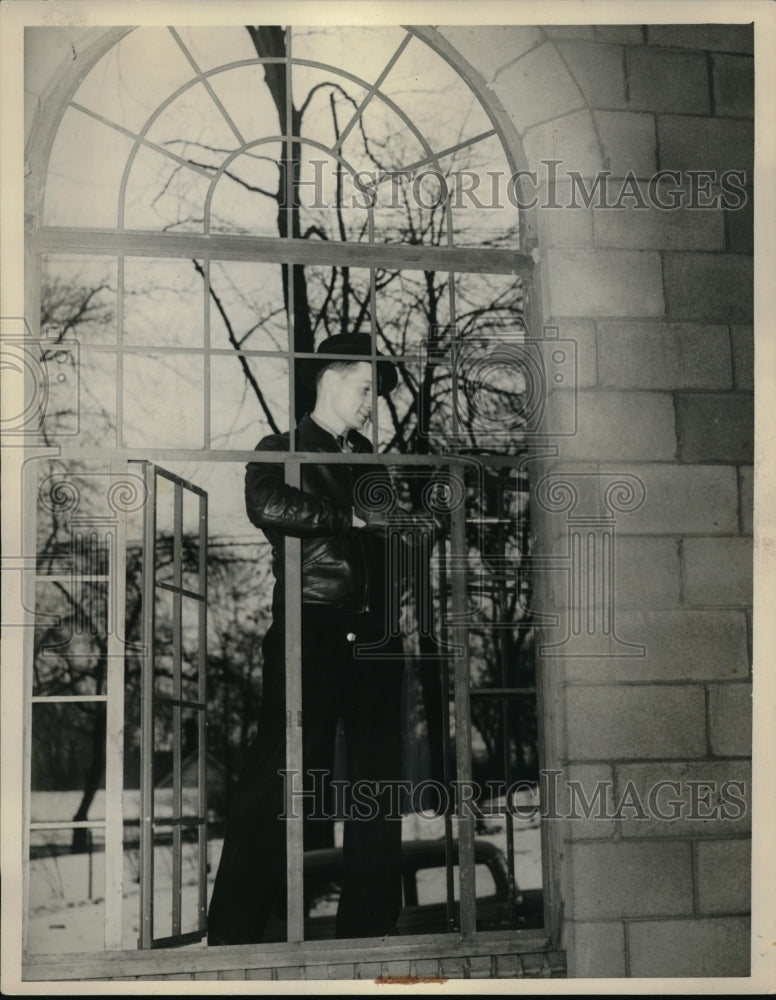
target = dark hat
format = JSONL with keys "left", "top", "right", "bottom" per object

{"left": 297, "top": 332, "right": 398, "bottom": 395}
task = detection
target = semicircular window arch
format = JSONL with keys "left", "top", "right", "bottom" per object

{"left": 44, "top": 25, "right": 519, "bottom": 251}
{"left": 36, "top": 25, "right": 533, "bottom": 457}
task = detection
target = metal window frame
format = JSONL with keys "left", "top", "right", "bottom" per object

{"left": 22, "top": 22, "right": 552, "bottom": 959}
{"left": 137, "top": 462, "right": 208, "bottom": 950}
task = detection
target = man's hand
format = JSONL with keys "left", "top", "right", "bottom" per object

{"left": 352, "top": 509, "right": 367, "bottom": 529}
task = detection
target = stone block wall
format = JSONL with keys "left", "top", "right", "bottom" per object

{"left": 438, "top": 22, "right": 754, "bottom": 979}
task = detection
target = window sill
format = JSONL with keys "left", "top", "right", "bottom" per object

{"left": 23, "top": 930, "right": 565, "bottom": 981}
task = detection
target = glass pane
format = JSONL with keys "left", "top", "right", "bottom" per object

{"left": 27, "top": 828, "right": 106, "bottom": 954}
{"left": 376, "top": 369, "right": 416, "bottom": 453}
{"left": 181, "top": 832, "right": 203, "bottom": 934}
{"left": 475, "top": 810, "right": 543, "bottom": 930}
{"left": 35, "top": 462, "right": 116, "bottom": 573}
{"left": 303, "top": 266, "right": 373, "bottom": 346}
{"left": 154, "top": 588, "right": 175, "bottom": 697}
{"left": 39, "top": 339, "right": 81, "bottom": 440}
{"left": 123, "top": 258, "right": 204, "bottom": 348}
{"left": 412, "top": 284, "right": 533, "bottom": 456}
{"left": 459, "top": 276, "right": 526, "bottom": 337}
{"left": 122, "top": 728, "right": 142, "bottom": 831}
{"left": 466, "top": 692, "right": 542, "bottom": 932}
{"left": 295, "top": 146, "right": 375, "bottom": 245}
{"left": 31, "top": 703, "right": 106, "bottom": 822}
{"left": 181, "top": 710, "right": 203, "bottom": 815}
{"left": 209, "top": 355, "right": 288, "bottom": 450}
{"left": 470, "top": 694, "right": 538, "bottom": 779}
{"left": 125, "top": 494, "right": 146, "bottom": 551}
{"left": 305, "top": 859, "right": 342, "bottom": 934}
{"left": 154, "top": 654, "right": 175, "bottom": 699}
{"left": 73, "top": 27, "right": 195, "bottom": 135}
{"left": 41, "top": 255, "right": 117, "bottom": 346}
{"left": 210, "top": 261, "right": 288, "bottom": 353}
{"left": 444, "top": 132, "right": 520, "bottom": 249}
{"left": 145, "top": 81, "right": 242, "bottom": 169}
{"left": 76, "top": 349, "right": 118, "bottom": 448}
{"left": 292, "top": 63, "right": 368, "bottom": 148}
{"left": 206, "top": 60, "right": 282, "bottom": 139}
{"left": 469, "top": 626, "right": 534, "bottom": 692}
{"left": 153, "top": 699, "right": 176, "bottom": 820}
{"left": 378, "top": 268, "right": 450, "bottom": 354}
{"left": 370, "top": 33, "right": 495, "bottom": 156}
{"left": 121, "top": 822, "right": 142, "bottom": 948}
{"left": 414, "top": 863, "right": 494, "bottom": 906}
{"left": 208, "top": 144, "right": 283, "bottom": 236}
{"left": 43, "top": 107, "right": 134, "bottom": 227}
{"left": 181, "top": 597, "right": 201, "bottom": 703}
{"left": 152, "top": 826, "right": 174, "bottom": 940}
{"left": 34, "top": 581, "right": 109, "bottom": 697}
{"left": 361, "top": 264, "right": 447, "bottom": 453}
{"left": 122, "top": 353, "right": 204, "bottom": 449}
{"left": 123, "top": 146, "right": 214, "bottom": 232}
{"left": 173, "top": 25, "right": 262, "bottom": 74}
{"left": 292, "top": 26, "right": 410, "bottom": 94}
{"left": 467, "top": 468, "right": 532, "bottom": 688}
{"left": 153, "top": 477, "right": 177, "bottom": 590}
{"left": 182, "top": 488, "right": 202, "bottom": 596}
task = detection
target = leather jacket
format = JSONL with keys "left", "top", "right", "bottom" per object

{"left": 245, "top": 414, "right": 397, "bottom": 616}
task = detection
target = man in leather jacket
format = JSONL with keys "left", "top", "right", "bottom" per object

{"left": 207, "top": 333, "right": 407, "bottom": 945}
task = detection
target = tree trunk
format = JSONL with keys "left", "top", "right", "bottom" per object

{"left": 247, "top": 25, "right": 315, "bottom": 419}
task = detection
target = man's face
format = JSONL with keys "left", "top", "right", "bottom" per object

{"left": 328, "top": 362, "right": 374, "bottom": 430}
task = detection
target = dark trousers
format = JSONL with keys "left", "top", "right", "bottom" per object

{"left": 207, "top": 606, "right": 405, "bottom": 944}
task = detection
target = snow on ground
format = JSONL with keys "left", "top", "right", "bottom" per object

{"left": 27, "top": 810, "right": 542, "bottom": 955}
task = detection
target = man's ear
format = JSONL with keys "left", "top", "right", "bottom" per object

{"left": 316, "top": 367, "right": 334, "bottom": 398}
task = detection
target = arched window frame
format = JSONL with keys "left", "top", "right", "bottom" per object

{"left": 22, "top": 23, "right": 558, "bottom": 972}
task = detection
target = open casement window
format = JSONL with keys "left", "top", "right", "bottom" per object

{"left": 136, "top": 463, "right": 208, "bottom": 948}
{"left": 23, "top": 24, "right": 561, "bottom": 976}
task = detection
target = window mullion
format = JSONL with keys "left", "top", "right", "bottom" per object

{"left": 284, "top": 25, "right": 302, "bottom": 935}
{"left": 331, "top": 33, "right": 412, "bottom": 154}
{"left": 171, "top": 483, "right": 183, "bottom": 938}
{"left": 450, "top": 462, "right": 476, "bottom": 937}
{"left": 22, "top": 461, "right": 39, "bottom": 955}
{"left": 284, "top": 459, "right": 304, "bottom": 943}
{"left": 104, "top": 459, "right": 128, "bottom": 949}
{"left": 203, "top": 260, "right": 211, "bottom": 449}
{"left": 167, "top": 27, "right": 246, "bottom": 148}
{"left": 437, "top": 491, "right": 456, "bottom": 931}
{"left": 138, "top": 461, "right": 156, "bottom": 949}
{"left": 117, "top": 255, "right": 125, "bottom": 448}
{"left": 197, "top": 491, "right": 209, "bottom": 936}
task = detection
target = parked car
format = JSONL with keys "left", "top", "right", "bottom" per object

{"left": 262, "top": 838, "right": 543, "bottom": 940}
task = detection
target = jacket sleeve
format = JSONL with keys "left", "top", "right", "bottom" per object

{"left": 245, "top": 438, "right": 353, "bottom": 539}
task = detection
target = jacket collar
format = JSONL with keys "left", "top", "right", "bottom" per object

{"left": 298, "top": 412, "right": 337, "bottom": 450}
{"left": 296, "top": 413, "right": 371, "bottom": 453}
